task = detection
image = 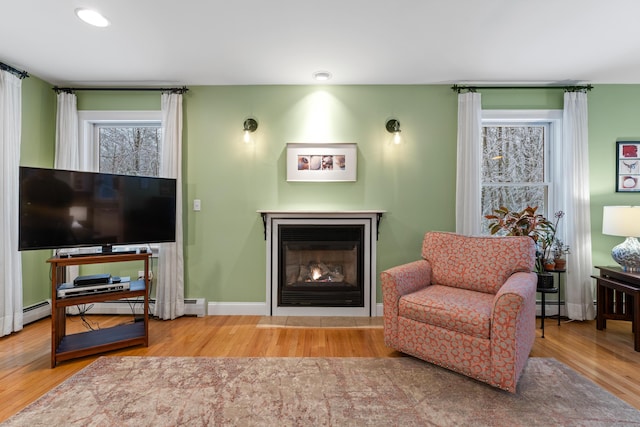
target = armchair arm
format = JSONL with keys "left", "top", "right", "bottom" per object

{"left": 380, "top": 260, "right": 432, "bottom": 348}
{"left": 490, "top": 271, "right": 537, "bottom": 392}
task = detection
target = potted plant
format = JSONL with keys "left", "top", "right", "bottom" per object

{"left": 544, "top": 211, "right": 568, "bottom": 271}
{"left": 552, "top": 238, "right": 570, "bottom": 270}
{"left": 485, "top": 206, "right": 557, "bottom": 288}
{"left": 544, "top": 259, "right": 557, "bottom": 271}
{"left": 540, "top": 226, "right": 557, "bottom": 271}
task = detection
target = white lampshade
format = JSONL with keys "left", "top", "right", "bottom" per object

{"left": 603, "top": 206, "right": 640, "bottom": 272}
{"left": 602, "top": 206, "right": 640, "bottom": 237}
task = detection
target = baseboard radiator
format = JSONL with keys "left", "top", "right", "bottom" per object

{"left": 23, "top": 300, "right": 52, "bottom": 325}
{"left": 23, "top": 298, "right": 206, "bottom": 323}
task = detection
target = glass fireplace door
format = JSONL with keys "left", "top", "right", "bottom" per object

{"left": 278, "top": 225, "right": 364, "bottom": 307}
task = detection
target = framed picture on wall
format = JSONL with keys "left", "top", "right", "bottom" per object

{"left": 616, "top": 141, "right": 640, "bottom": 192}
{"left": 286, "top": 143, "right": 357, "bottom": 182}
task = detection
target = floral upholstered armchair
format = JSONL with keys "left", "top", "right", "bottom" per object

{"left": 381, "top": 231, "right": 537, "bottom": 393}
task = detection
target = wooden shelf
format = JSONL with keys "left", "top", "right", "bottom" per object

{"left": 47, "top": 252, "right": 151, "bottom": 367}
{"left": 55, "top": 322, "right": 146, "bottom": 363}
{"left": 54, "top": 280, "right": 146, "bottom": 307}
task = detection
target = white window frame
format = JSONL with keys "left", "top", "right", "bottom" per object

{"left": 481, "top": 109, "right": 563, "bottom": 223}
{"left": 78, "top": 110, "right": 163, "bottom": 255}
{"left": 78, "top": 110, "right": 162, "bottom": 172}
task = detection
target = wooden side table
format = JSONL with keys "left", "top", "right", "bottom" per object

{"left": 592, "top": 266, "right": 640, "bottom": 352}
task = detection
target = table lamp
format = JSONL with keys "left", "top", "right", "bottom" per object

{"left": 602, "top": 206, "right": 640, "bottom": 272}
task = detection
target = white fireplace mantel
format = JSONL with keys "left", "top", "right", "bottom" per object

{"left": 258, "top": 210, "right": 385, "bottom": 317}
{"left": 258, "top": 210, "right": 385, "bottom": 239}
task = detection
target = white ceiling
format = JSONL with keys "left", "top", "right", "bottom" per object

{"left": 3, "top": 0, "right": 640, "bottom": 86}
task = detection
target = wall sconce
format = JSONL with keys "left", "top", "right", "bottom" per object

{"left": 386, "top": 119, "right": 402, "bottom": 144}
{"left": 243, "top": 118, "right": 258, "bottom": 143}
{"left": 602, "top": 205, "right": 640, "bottom": 271}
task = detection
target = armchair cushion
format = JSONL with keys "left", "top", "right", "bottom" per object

{"left": 399, "top": 285, "right": 493, "bottom": 339}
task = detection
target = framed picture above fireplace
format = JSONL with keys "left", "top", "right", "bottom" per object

{"left": 286, "top": 143, "right": 357, "bottom": 182}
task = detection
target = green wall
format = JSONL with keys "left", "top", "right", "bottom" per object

{"left": 19, "top": 76, "right": 56, "bottom": 305}
{"left": 184, "top": 85, "right": 457, "bottom": 303}
{"left": 18, "top": 81, "right": 640, "bottom": 308}
{"left": 589, "top": 86, "right": 640, "bottom": 266}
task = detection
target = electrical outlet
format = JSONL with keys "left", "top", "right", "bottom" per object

{"left": 138, "top": 270, "right": 153, "bottom": 280}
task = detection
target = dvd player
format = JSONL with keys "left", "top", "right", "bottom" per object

{"left": 57, "top": 281, "right": 130, "bottom": 298}
{"left": 73, "top": 273, "right": 111, "bottom": 287}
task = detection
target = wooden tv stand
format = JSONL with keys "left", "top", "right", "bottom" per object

{"left": 47, "top": 252, "right": 151, "bottom": 367}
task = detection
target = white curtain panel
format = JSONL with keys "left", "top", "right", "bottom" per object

{"left": 455, "top": 91, "right": 482, "bottom": 235}
{"left": 54, "top": 92, "right": 81, "bottom": 279}
{"left": 0, "top": 71, "right": 23, "bottom": 337}
{"left": 54, "top": 92, "right": 80, "bottom": 170}
{"left": 563, "top": 91, "right": 596, "bottom": 321}
{"left": 155, "top": 93, "right": 184, "bottom": 320}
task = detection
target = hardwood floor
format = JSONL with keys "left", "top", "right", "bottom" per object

{"left": 1, "top": 314, "right": 639, "bottom": 422}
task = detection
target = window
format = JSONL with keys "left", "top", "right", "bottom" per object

{"left": 78, "top": 111, "right": 163, "bottom": 254}
{"left": 480, "top": 110, "right": 562, "bottom": 234}
{"left": 97, "top": 124, "right": 161, "bottom": 176}
{"left": 78, "top": 110, "right": 162, "bottom": 176}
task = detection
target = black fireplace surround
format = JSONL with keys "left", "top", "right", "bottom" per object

{"left": 278, "top": 224, "right": 365, "bottom": 307}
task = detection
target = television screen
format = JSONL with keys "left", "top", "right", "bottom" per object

{"left": 19, "top": 166, "right": 176, "bottom": 251}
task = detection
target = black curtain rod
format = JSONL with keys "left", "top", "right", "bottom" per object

{"left": 452, "top": 84, "right": 593, "bottom": 93}
{"left": 53, "top": 86, "right": 189, "bottom": 94}
{"left": 0, "top": 62, "right": 29, "bottom": 79}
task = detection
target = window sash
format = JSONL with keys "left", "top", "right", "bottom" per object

{"left": 480, "top": 110, "right": 562, "bottom": 234}
{"left": 96, "top": 125, "right": 161, "bottom": 176}
{"left": 78, "top": 110, "right": 162, "bottom": 174}
{"left": 77, "top": 110, "right": 162, "bottom": 253}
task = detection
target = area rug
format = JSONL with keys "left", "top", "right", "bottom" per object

{"left": 4, "top": 357, "right": 640, "bottom": 427}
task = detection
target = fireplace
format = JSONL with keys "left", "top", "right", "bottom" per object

{"left": 260, "top": 211, "right": 383, "bottom": 316}
{"left": 279, "top": 225, "right": 364, "bottom": 307}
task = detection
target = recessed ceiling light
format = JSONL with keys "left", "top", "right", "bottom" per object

{"left": 313, "top": 71, "right": 332, "bottom": 82}
{"left": 75, "top": 8, "right": 110, "bottom": 27}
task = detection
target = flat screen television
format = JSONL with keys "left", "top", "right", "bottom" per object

{"left": 19, "top": 166, "right": 176, "bottom": 252}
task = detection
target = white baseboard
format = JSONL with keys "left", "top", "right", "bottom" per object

{"left": 26, "top": 297, "right": 207, "bottom": 319}
{"left": 76, "top": 298, "right": 206, "bottom": 317}
{"left": 375, "top": 303, "right": 384, "bottom": 317}
{"left": 207, "top": 301, "right": 385, "bottom": 317}
{"left": 537, "top": 301, "right": 565, "bottom": 319}
{"left": 23, "top": 298, "right": 556, "bottom": 322}
{"left": 205, "top": 301, "right": 562, "bottom": 319}
{"left": 207, "top": 302, "right": 266, "bottom": 316}
{"left": 66, "top": 299, "right": 146, "bottom": 316}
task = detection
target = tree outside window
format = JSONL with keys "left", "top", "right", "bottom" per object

{"left": 98, "top": 125, "right": 161, "bottom": 177}
{"left": 481, "top": 124, "right": 549, "bottom": 233}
